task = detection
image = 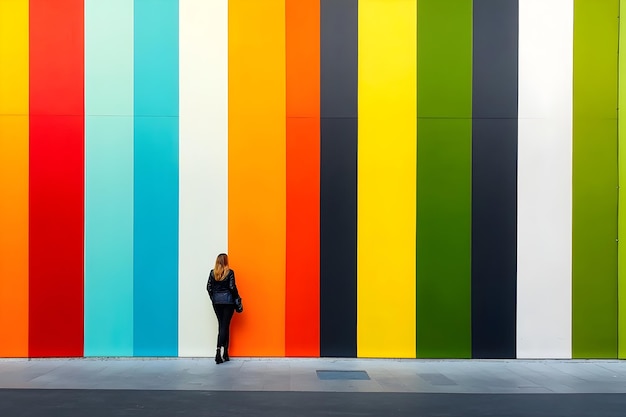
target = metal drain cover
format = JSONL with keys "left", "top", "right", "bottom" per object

{"left": 316, "top": 370, "right": 370, "bottom": 380}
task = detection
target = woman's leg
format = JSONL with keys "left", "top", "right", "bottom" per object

{"left": 222, "top": 305, "right": 235, "bottom": 359}
{"left": 212, "top": 304, "right": 223, "bottom": 348}
{"left": 217, "top": 305, "right": 233, "bottom": 347}
{"left": 213, "top": 304, "right": 225, "bottom": 364}
{"left": 216, "top": 304, "right": 230, "bottom": 347}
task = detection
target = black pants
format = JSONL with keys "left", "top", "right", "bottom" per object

{"left": 212, "top": 304, "right": 235, "bottom": 349}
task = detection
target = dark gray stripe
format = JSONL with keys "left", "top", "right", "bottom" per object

{"left": 472, "top": 0, "right": 519, "bottom": 119}
{"left": 471, "top": 0, "right": 518, "bottom": 359}
{"left": 320, "top": 0, "right": 358, "bottom": 358}
{"left": 320, "top": 0, "right": 358, "bottom": 119}
{"left": 320, "top": 118, "right": 357, "bottom": 358}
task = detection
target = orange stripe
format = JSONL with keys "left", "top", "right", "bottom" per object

{"left": 286, "top": 0, "right": 320, "bottom": 116}
{"left": 0, "top": 0, "right": 29, "bottom": 357}
{"left": 228, "top": 0, "right": 286, "bottom": 356}
{"left": 285, "top": 0, "right": 320, "bottom": 357}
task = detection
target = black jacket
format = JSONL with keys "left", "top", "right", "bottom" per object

{"left": 207, "top": 269, "right": 240, "bottom": 305}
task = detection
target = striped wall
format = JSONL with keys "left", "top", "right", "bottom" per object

{"left": 572, "top": 0, "right": 619, "bottom": 359}
{"left": 28, "top": 0, "right": 85, "bottom": 357}
{"left": 0, "top": 0, "right": 624, "bottom": 359}
{"left": 84, "top": 0, "right": 134, "bottom": 357}
{"left": 0, "top": 0, "right": 29, "bottom": 358}
{"left": 517, "top": 0, "right": 573, "bottom": 359}
{"left": 319, "top": 0, "right": 358, "bottom": 358}
{"left": 416, "top": 0, "right": 472, "bottom": 358}
{"left": 621, "top": 0, "right": 626, "bottom": 360}
{"left": 285, "top": 0, "right": 320, "bottom": 357}
{"left": 358, "top": 0, "right": 416, "bottom": 359}
{"left": 178, "top": 0, "right": 227, "bottom": 358}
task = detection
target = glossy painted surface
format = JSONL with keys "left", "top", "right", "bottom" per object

{"left": 517, "top": 0, "right": 573, "bottom": 359}
{"left": 471, "top": 0, "right": 519, "bottom": 359}
{"left": 416, "top": 0, "right": 472, "bottom": 358}
{"left": 28, "top": 0, "right": 84, "bottom": 357}
{"left": 285, "top": 0, "right": 321, "bottom": 357}
{"left": 133, "top": 0, "right": 179, "bottom": 356}
{"left": 619, "top": 0, "right": 626, "bottom": 360}
{"left": 84, "top": 0, "right": 134, "bottom": 357}
{"left": 0, "top": 0, "right": 622, "bottom": 360}
{"left": 572, "top": 0, "right": 619, "bottom": 359}
{"left": 0, "top": 0, "right": 29, "bottom": 358}
{"left": 178, "top": 0, "right": 227, "bottom": 357}
{"left": 228, "top": 0, "right": 286, "bottom": 356}
{"left": 320, "top": 0, "right": 358, "bottom": 358}
{"left": 358, "top": 0, "right": 417, "bottom": 358}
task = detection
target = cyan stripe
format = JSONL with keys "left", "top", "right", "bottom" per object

{"left": 134, "top": 0, "right": 179, "bottom": 117}
{"left": 84, "top": 0, "right": 134, "bottom": 357}
{"left": 133, "top": 0, "right": 179, "bottom": 356}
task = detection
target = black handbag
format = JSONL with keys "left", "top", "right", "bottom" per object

{"left": 235, "top": 297, "right": 243, "bottom": 313}
{"left": 213, "top": 291, "right": 233, "bottom": 305}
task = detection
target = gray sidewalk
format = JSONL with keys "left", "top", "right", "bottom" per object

{"left": 1, "top": 358, "right": 626, "bottom": 394}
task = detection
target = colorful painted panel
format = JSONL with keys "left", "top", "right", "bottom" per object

{"left": 0, "top": 0, "right": 621, "bottom": 360}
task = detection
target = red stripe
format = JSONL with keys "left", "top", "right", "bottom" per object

{"left": 285, "top": 0, "right": 320, "bottom": 357}
{"left": 29, "top": 0, "right": 84, "bottom": 357}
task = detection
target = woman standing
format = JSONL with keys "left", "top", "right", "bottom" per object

{"left": 207, "top": 253, "right": 241, "bottom": 364}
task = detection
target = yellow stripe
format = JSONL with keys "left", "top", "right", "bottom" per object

{"left": 0, "top": 0, "right": 29, "bottom": 114}
{"left": 357, "top": 0, "right": 417, "bottom": 358}
{"left": 0, "top": 0, "right": 29, "bottom": 357}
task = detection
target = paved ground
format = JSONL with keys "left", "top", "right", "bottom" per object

{"left": 1, "top": 358, "right": 626, "bottom": 416}
{"left": 3, "top": 390, "right": 626, "bottom": 417}
{"left": 1, "top": 357, "right": 626, "bottom": 393}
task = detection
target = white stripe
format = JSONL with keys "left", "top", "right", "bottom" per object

{"left": 517, "top": 0, "right": 573, "bottom": 358}
{"left": 178, "top": 0, "right": 228, "bottom": 357}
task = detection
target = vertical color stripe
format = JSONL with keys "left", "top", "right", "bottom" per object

{"left": 620, "top": 0, "right": 626, "bottom": 360}
{"left": 517, "top": 0, "right": 573, "bottom": 359}
{"left": 178, "top": 0, "right": 227, "bottom": 357}
{"left": 228, "top": 0, "right": 286, "bottom": 356}
{"left": 84, "top": 0, "right": 134, "bottom": 356}
{"left": 29, "top": 0, "right": 85, "bottom": 357}
{"left": 0, "top": 0, "right": 29, "bottom": 358}
{"left": 416, "top": 0, "right": 472, "bottom": 359}
{"left": 572, "top": 0, "right": 619, "bottom": 358}
{"left": 358, "top": 0, "right": 416, "bottom": 358}
{"left": 471, "top": 0, "right": 518, "bottom": 359}
{"left": 285, "top": 0, "right": 321, "bottom": 357}
{"left": 133, "top": 0, "right": 179, "bottom": 356}
{"left": 320, "top": 0, "right": 358, "bottom": 358}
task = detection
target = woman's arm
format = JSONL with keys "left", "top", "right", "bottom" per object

{"left": 229, "top": 270, "right": 240, "bottom": 299}
{"left": 206, "top": 271, "right": 214, "bottom": 297}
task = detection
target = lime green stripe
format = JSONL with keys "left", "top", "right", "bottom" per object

{"left": 573, "top": 0, "right": 619, "bottom": 358}
{"left": 619, "top": 0, "right": 626, "bottom": 359}
{"left": 416, "top": 0, "right": 472, "bottom": 358}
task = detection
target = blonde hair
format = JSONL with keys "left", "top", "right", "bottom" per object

{"left": 214, "top": 253, "right": 230, "bottom": 281}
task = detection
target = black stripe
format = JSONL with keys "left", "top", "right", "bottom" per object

{"left": 320, "top": 0, "right": 358, "bottom": 358}
{"left": 471, "top": 0, "right": 518, "bottom": 359}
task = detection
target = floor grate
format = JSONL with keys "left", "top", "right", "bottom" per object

{"left": 316, "top": 370, "right": 370, "bottom": 380}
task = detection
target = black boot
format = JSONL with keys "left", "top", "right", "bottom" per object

{"left": 215, "top": 348, "right": 223, "bottom": 364}
{"left": 223, "top": 346, "right": 229, "bottom": 362}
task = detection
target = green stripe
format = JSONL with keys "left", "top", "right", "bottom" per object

{"left": 573, "top": 0, "right": 619, "bottom": 358}
{"left": 416, "top": 0, "right": 472, "bottom": 358}
{"left": 618, "top": 0, "right": 626, "bottom": 359}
